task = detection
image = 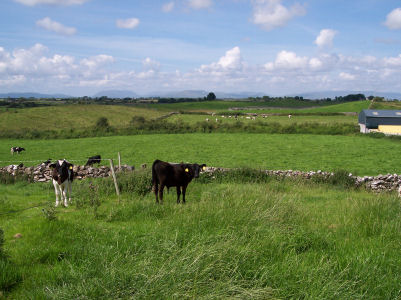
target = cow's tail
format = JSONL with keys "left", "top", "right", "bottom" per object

{"left": 152, "top": 159, "right": 161, "bottom": 186}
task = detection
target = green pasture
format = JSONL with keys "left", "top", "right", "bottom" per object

{"left": 0, "top": 105, "right": 164, "bottom": 132}
{"left": 240, "top": 100, "right": 370, "bottom": 114}
{"left": 1, "top": 133, "right": 400, "bottom": 175}
{"left": 1, "top": 175, "right": 401, "bottom": 298}
{"left": 146, "top": 99, "right": 336, "bottom": 113}
{"left": 148, "top": 100, "right": 370, "bottom": 114}
{"left": 169, "top": 114, "right": 357, "bottom": 125}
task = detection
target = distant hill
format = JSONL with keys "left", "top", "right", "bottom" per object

{"left": 0, "top": 92, "right": 71, "bottom": 98}
{"left": 93, "top": 90, "right": 139, "bottom": 98}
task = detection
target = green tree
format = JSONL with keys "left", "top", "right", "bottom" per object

{"left": 206, "top": 92, "right": 216, "bottom": 101}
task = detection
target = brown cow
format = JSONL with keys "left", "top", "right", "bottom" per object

{"left": 152, "top": 159, "right": 206, "bottom": 204}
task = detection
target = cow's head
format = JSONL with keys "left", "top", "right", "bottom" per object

{"left": 184, "top": 163, "right": 207, "bottom": 178}
{"left": 50, "top": 160, "right": 74, "bottom": 182}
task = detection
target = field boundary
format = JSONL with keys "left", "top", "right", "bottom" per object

{"left": 1, "top": 162, "right": 400, "bottom": 194}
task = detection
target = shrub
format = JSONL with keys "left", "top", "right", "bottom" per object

{"left": 0, "top": 172, "right": 32, "bottom": 185}
{"left": 95, "top": 117, "right": 110, "bottom": 130}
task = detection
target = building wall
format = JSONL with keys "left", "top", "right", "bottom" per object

{"left": 378, "top": 125, "right": 401, "bottom": 135}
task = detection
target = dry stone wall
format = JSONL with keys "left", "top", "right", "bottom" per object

{"left": 1, "top": 164, "right": 401, "bottom": 193}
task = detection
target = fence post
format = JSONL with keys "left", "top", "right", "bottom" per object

{"left": 109, "top": 159, "right": 120, "bottom": 203}
{"left": 118, "top": 152, "right": 121, "bottom": 172}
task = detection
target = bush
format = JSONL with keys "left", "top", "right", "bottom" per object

{"left": 328, "top": 169, "right": 356, "bottom": 188}
{"left": 0, "top": 172, "right": 32, "bottom": 185}
{"left": 95, "top": 117, "right": 110, "bottom": 130}
{"left": 199, "top": 168, "right": 272, "bottom": 184}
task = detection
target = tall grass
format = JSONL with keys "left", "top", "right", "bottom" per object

{"left": 1, "top": 175, "right": 401, "bottom": 299}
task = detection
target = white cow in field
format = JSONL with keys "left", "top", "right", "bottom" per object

{"left": 49, "top": 159, "right": 74, "bottom": 207}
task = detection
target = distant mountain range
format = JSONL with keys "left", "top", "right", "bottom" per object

{"left": 93, "top": 90, "right": 139, "bottom": 98}
{"left": 0, "top": 92, "right": 71, "bottom": 98}
{"left": 1, "top": 90, "right": 401, "bottom": 100}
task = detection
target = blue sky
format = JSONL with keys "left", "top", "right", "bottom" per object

{"left": 0, "top": 0, "right": 401, "bottom": 96}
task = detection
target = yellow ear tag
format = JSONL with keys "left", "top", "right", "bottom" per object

{"left": 185, "top": 168, "right": 189, "bottom": 172}
{"left": 202, "top": 166, "right": 206, "bottom": 170}
{"left": 69, "top": 166, "right": 73, "bottom": 169}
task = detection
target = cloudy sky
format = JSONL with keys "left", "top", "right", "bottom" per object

{"left": 1, "top": 0, "right": 401, "bottom": 96}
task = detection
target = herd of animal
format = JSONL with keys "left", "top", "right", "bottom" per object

{"left": 9, "top": 146, "right": 206, "bottom": 207}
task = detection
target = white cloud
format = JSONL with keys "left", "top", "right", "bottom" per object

{"left": 14, "top": 0, "right": 88, "bottom": 6}
{"left": 3, "top": 44, "right": 401, "bottom": 96}
{"left": 142, "top": 57, "right": 161, "bottom": 71}
{"left": 162, "top": 1, "right": 175, "bottom": 12}
{"left": 36, "top": 17, "right": 77, "bottom": 36}
{"left": 199, "top": 46, "right": 244, "bottom": 74}
{"left": 116, "top": 18, "right": 140, "bottom": 29}
{"left": 315, "top": 29, "right": 337, "bottom": 48}
{"left": 384, "top": 8, "right": 401, "bottom": 30}
{"left": 265, "top": 50, "right": 308, "bottom": 70}
{"left": 339, "top": 72, "right": 355, "bottom": 80}
{"left": 188, "top": 0, "right": 212, "bottom": 10}
{"left": 251, "top": 0, "right": 306, "bottom": 31}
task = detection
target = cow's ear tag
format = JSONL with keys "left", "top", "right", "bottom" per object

{"left": 185, "top": 168, "right": 189, "bottom": 172}
{"left": 69, "top": 166, "right": 73, "bottom": 170}
{"left": 202, "top": 166, "right": 206, "bottom": 170}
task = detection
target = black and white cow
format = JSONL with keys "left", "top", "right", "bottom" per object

{"left": 49, "top": 159, "right": 74, "bottom": 207}
{"left": 10, "top": 147, "right": 25, "bottom": 155}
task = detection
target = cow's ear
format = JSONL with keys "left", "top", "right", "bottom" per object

{"left": 49, "top": 163, "right": 56, "bottom": 169}
{"left": 201, "top": 164, "right": 206, "bottom": 171}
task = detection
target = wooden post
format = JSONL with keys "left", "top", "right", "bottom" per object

{"left": 118, "top": 152, "right": 121, "bottom": 172}
{"left": 109, "top": 159, "right": 120, "bottom": 202}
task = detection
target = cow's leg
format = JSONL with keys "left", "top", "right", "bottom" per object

{"left": 53, "top": 180, "right": 61, "bottom": 207}
{"left": 154, "top": 182, "right": 159, "bottom": 203}
{"left": 176, "top": 186, "right": 181, "bottom": 204}
{"left": 158, "top": 184, "right": 165, "bottom": 204}
{"left": 182, "top": 185, "right": 187, "bottom": 204}
{"left": 65, "top": 181, "right": 72, "bottom": 206}
{"left": 61, "top": 184, "right": 68, "bottom": 207}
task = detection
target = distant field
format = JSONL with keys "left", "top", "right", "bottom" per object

{"left": 0, "top": 105, "right": 164, "bottom": 132}
{"left": 239, "top": 100, "right": 370, "bottom": 114}
{"left": 169, "top": 114, "right": 357, "bottom": 125}
{"left": 146, "top": 99, "right": 338, "bottom": 113}
{"left": 1, "top": 133, "right": 400, "bottom": 175}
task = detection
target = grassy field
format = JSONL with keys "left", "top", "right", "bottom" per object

{"left": 0, "top": 104, "right": 164, "bottom": 132}
{"left": 169, "top": 114, "right": 358, "bottom": 125}
{"left": 1, "top": 175, "right": 401, "bottom": 298}
{"left": 239, "top": 100, "right": 370, "bottom": 114}
{"left": 146, "top": 100, "right": 363, "bottom": 112}
{"left": 1, "top": 133, "right": 400, "bottom": 176}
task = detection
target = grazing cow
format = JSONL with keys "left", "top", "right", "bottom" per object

{"left": 85, "top": 155, "right": 101, "bottom": 166}
{"left": 288, "top": 114, "right": 292, "bottom": 119}
{"left": 10, "top": 147, "right": 25, "bottom": 155}
{"left": 49, "top": 159, "right": 74, "bottom": 207}
{"left": 42, "top": 159, "right": 52, "bottom": 166}
{"left": 152, "top": 159, "right": 206, "bottom": 204}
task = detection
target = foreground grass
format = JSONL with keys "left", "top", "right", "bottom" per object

{"left": 1, "top": 176, "right": 401, "bottom": 299}
{"left": 1, "top": 133, "right": 400, "bottom": 175}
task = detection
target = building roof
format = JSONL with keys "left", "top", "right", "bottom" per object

{"left": 361, "top": 109, "right": 401, "bottom": 118}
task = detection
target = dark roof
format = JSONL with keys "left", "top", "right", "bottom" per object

{"left": 361, "top": 109, "right": 401, "bottom": 118}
